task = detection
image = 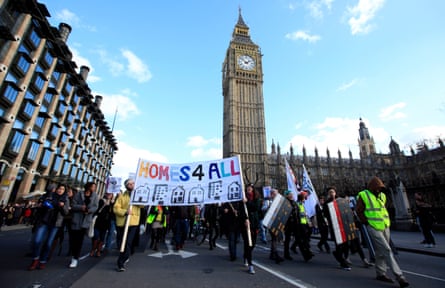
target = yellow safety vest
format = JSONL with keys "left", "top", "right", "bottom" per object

{"left": 358, "top": 189, "right": 390, "bottom": 231}
{"left": 297, "top": 202, "right": 308, "bottom": 225}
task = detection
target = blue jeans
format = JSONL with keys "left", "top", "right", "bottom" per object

{"left": 105, "top": 220, "right": 116, "bottom": 249}
{"left": 32, "top": 224, "right": 60, "bottom": 263}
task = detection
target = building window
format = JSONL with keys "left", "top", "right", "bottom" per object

{"left": 42, "top": 92, "right": 53, "bottom": 107}
{"left": 25, "top": 141, "right": 41, "bottom": 162}
{"left": 71, "top": 93, "right": 79, "bottom": 106}
{"left": 52, "top": 155, "right": 62, "bottom": 174}
{"left": 21, "top": 101, "right": 36, "bottom": 120}
{"left": 7, "top": 130, "right": 26, "bottom": 156}
{"left": 39, "top": 148, "right": 51, "bottom": 169}
{"left": 62, "top": 160, "right": 71, "bottom": 176}
{"left": 55, "top": 101, "right": 67, "bottom": 117}
{"left": 0, "top": 82, "right": 20, "bottom": 106}
{"left": 49, "top": 123, "right": 59, "bottom": 139}
{"left": 16, "top": 54, "right": 31, "bottom": 76}
{"left": 28, "top": 29, "right": 41, "bottom": 49}
{"left": 43, "top": 50, "right": 54, "bottom": 68}
{"left": 70, "top": 165, "right": 78, "bottom": 179}
{"left": 34, "top": 116, "right": 45, "bottom": 129}
{"left": 32, "top": 73, "right": 46, "bottom": 91}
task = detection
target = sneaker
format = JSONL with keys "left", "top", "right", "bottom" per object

{"left": 244, "top": 259, "right": 248, "bottom": 267}
{"left": 69, "top": 258, "right": 78, "bottom": 268}
{"left": 398, "top": 277, "right": 409, "bottom": 288}
{"left": 124, "top": 259, "right": 130, "bottom": 267}
{"left": 341, "top": 265, "right": 351, "bottom": 271}
{"left": 38, "top": 262, "right": 46, "bottom": 270}
{"left": 248, "top": 265, "right": 255, "bottom": 274}
{"left": 116, "top": 266, "right": 125, "bottom": 272}
{"left": 376, "top": 275, "right": 394, "bottom": 283}
{"left": 362, "top": 258, "right": 373, "bottom": 267}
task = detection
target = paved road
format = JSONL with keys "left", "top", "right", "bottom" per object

{"left": 1, "top": 224, "right": 444, "bottom": 288}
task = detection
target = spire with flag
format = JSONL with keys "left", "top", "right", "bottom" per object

{"left": 301, "top": 164, "right": 319, "bottom": 218}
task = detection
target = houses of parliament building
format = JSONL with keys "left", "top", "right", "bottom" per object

{"left": 1, "top": 1, "right": 444, "bottom": 226}
{"left": 223, "top": 10, "right": 445, "bottom": 225}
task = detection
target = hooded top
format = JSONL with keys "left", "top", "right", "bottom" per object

{"left": 367, "top": 176, "right": 385, "bottom": 194}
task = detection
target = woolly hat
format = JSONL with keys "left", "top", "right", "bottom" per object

{"left": 284, "top": 190, "right": 292, "bottom": 196}
{"left": 124, "top": 178, "right": 133, "bottom": 188}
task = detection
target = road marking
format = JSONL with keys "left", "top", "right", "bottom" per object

{"left": 218, "top": 243, "right": 314, "bottom": 288}
{"left": 402, "top": 270, "right": 445, "bottom": 282}
{"left": 147, "top": 241, "right": 197, "bottom": 259}
{"left": 253, "top": 260, "right": 317, "bottom": 288}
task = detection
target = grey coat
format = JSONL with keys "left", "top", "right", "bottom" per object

{"left": 71, "top": 191, "right": 99, "bottom": 230}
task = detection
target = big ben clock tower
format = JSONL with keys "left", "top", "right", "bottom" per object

{"left": 222, "top": 9, "right": 268, "bottom": 186}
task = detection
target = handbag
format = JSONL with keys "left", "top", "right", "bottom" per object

{"left": 88, "top": 215, "right": 97, "bottom": 238}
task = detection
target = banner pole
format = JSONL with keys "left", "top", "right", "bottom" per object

{"left": 237, "top": 155, "right": 252, "bottom": 247}
{"left": 120, "top": 205, "right": 132, "bottom": 253}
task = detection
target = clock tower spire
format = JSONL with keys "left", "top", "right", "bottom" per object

{"left": 222, "top": 10, "right": 268, "bottom": 186}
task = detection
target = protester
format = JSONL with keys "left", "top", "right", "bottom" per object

{"left": 114, "top": 179, "right": 143, "bottom": 272}
{"left": 356, "top": 177, "right": 409, "bottom": 287}
{"left": 28, "top": 184, "right": 69, "bottom": 270}
{"left": 283, "top": 190, "right": 298, "bottom": 260}
{"left": 221, "top": 200, "right": 242, "bottom": 262}
{"left": 267, "top": 189, "right": 284, "bottom": 264}
{"left": 69, "top": 182, "right": 99, "bottom": 268}
{"left": 147, "top": 205, "right": 168, "bottom": 251}
{"left": 324, "top": 187, "right": 351, "bottom": 270}
{"left": 171, "top": 205, "right": 193, "bottom": 250}
{"left": 104, "top": 193, "right": 118, "bottom": 251}
{"left": 203, "top": 203, "right": 219, "bottom": 250}
{"left": 315, "top": 195, "right": 330, "bottom": 253}
{"left": 90, "top": 192, "right": 113, "bottom": 257}
{"left": 295, "top": 191, "right": 314, "bottom": 262}
{"left": 240, "top": 183, "right": 261, "bottom": 274}
{"left": 414, "top": 192, "right": 436, "bottom": 248}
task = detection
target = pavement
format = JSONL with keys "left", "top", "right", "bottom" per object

{"left": 2, "top": 223, "right": 444, "bottom": 258}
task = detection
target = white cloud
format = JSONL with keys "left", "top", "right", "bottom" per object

{"left": 285, "top": 30, "right": 321, "bottom": 43}
{"left": 186, "top": 136, "right": 222, "bottom": 160}
{"left": 307, "top": 0, "right": 334, "bottom": 19}
{"left": 110, "top": 141, "right": 168, "bottom": 181}
{"left": 96, "top": 90, "right": 141, "bottom": 121}
{"left": 55, "top": 9, "right": 80, "bottom": 26}
{"left": 347, "top": 0, "right": 385, "bottom": 35}
{"left": 121, "top": 49, "right": 152, "bottom": 83}
{"left": 70, "top": 47, "right": 101, "bottom": 83}
{"left": 336, "top": 78, "right": 359, "bottom": 91}
{"left": 54, "top": 9, "right": 96, "bottom": 32}
{"left": 97, "top": 49, "right": 125, "bottom": 77}
{"left": 96, "top": 49, "right": 152, "bottom": 83}
{"left": 379, "top": 102, "right": 406, "bottom": 122}
{"left": 289, "top": 117, "right": 390, "bottom": 158}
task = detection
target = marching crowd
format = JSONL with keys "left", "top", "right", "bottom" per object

{"left": 5, "top": 175, "right": 439, "bottom": 287}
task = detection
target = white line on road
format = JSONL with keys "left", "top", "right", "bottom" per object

{"left": 402, "top": 270, "right": 445, "bottom": 282}
{"left": 253, "top": 260, "right": 317, "bottom": 288}
{"left": 218, "top": 243, "right": 315, "bottom": 288}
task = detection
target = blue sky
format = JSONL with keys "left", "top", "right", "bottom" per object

{"left": 40, "top": 0, "right": 445, "bottom": 180}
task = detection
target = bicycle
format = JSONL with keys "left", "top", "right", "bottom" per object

{"left": 191, "top": 220, "right": 208, "bottom": 245}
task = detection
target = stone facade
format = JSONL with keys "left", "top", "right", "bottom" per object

{"left": 0, "top": 0, "right": 117, "bottom": 203}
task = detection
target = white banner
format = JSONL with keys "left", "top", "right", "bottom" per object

{"left": 130, "top": 156, "right": 243, "bottom": 206}
{"left": 302, "top": 164, "right": 319, "bottom": 218}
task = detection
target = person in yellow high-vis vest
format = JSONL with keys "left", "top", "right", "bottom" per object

{"left": 356, "top": 177, "right": 409, "bottom": 288}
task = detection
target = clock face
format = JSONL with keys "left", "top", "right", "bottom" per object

{"left": 237, "top": 55, "right": 255, "bottom": 70}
